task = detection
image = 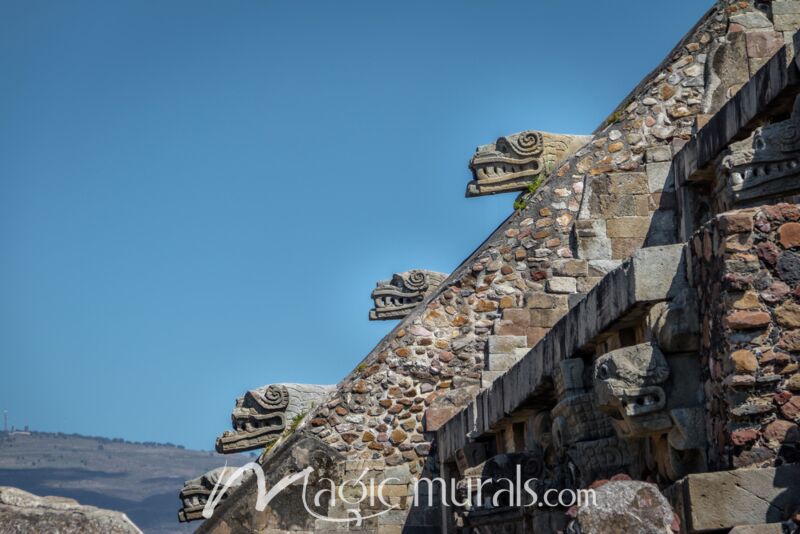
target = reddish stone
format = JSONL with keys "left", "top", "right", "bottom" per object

{"left": 724, "top": 310, "right": 771, "bottom": 330}
{"left": 745, "top": 30, "right": 783, "bottom": 59}
{"left": 438, "top": 351, "right": 454, "bottom": 363}
{"left": 341, "top": 432, "right": 359, "bottom": 444}
{"left": 719, "top": 211, "right": 754, "bottom": 234}
{"left": 762, "top": 205, "right": 787, "bottom": 222}
{"left": 780, "top": 396, "right": 800, "bottom": 420}
{"left": 731, "top": 428, "right": 759, "bottom": 446}
{"left": 764, "top": 350, "right": 792, "bottom": 367}
{"left": 775, "top": 390, "right": 793, "bottom": 406}
{"left": 762, "top": 281, "right": 791, "bottom": 304}
{"left": 779, "top": 222, "right": 800, "bottom": 249}
{"left": 395, "top": 347, "right": 410, "bottom": 357}
{"left": 530, "top": 270, "right": 547, "bottom": 281}
{"left": 378, "top": 399, "right": 393, "bottom": 408}
{"left": 335, "top": 406, "right": 348, "bottom": 416}
{"left": 310, "top": 418, "right": 327, "bottom": 427}
{"left": 781, "top": 204, "right": 800, "bottom": 221}
{"left": 671, "top": 512, "right": 681, "bottom": 534}
{"left": 763, "top": 420, "right": 799, "bottom": 443}
{"left": 424, "top": 406, "right": 457, "bottom": 432}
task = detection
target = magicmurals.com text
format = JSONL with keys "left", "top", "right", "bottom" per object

{"left": 202, "top": 462, "right": 596, "bottom": 525}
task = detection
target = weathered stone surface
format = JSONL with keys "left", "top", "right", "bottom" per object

{"left": 547, "top": 276, "right": 577, "bottom": 294}
{"left": 725, "top": 311, "right": 771, "bottom": 330}
{"left": 0, "top": 486, "right": 141, "bottom": 533}
{"left": 675, "top": 466, "right": 800, "bottom": 532}
{"left": 728, "top": 524, "right": 784, "bottom": 534}
{"left": 606, "top": 217, "right": 651, "bottom": 238}
{"left": 574, "top": 481, "right": 674, "bottom": 534}
{"left": 486, "top": 335, "right": 527, "bottom": 354}
{"left": 746, "top": 31, "right": 784, "bottom": 58}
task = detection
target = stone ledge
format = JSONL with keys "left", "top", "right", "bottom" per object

{"left": 436, "top": 244, "right": 686, "bottom": 461}
{"left": 666, "top": 465, "right": 800, "bottom": 533}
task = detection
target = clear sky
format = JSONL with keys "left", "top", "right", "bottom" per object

{"left": 0, "top": 0, "right": 711, "bottom": 450}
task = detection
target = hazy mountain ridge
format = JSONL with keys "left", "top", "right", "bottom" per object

{"left": 0, "top": 431, "right": 251, "bottom": 534}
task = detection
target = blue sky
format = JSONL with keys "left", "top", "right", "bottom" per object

{"left": 0, "top": 0, "right": 710, "bottom": 450}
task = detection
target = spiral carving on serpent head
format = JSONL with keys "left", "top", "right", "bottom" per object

{"left": 508, "top": 131, "right": 543, "bottom": 157}
{"left": 404, "top": 271, "right": 429, "bottom": 292}
{"left": 253, "top": 384, "right": 290, "bottom": 411}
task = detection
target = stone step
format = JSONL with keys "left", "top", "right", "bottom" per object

{"left": 666, "top": 465, "right": 800, "bottom": 533}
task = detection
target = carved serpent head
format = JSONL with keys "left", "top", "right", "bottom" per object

{"left": 369, "top": 270, "right": 446, "bottom": 320}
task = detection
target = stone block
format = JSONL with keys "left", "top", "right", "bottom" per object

{"left": 529, "top": 308, "right": 565, "bottom": 328}
{"left": 750, "top": 57, "right": 772, "bottom": 75}
{"left": 631, "top": 244, "right": 687, "bottom": 302}
{"left": 526, "top": 326, "right": 548, "bottom": 346}
{"left": 494, "top": 320, "right": 526, "bottom": 336}
{"left": 646, "top": 209, "right": 677, "bottom": 245}
{"left": 774, "top": 13, "right": 800, "bottom": 31}
{"left": 480, "top": 370, "right": 504, "bottom": 388}
{"left": 485, "top": 352, "right": 518, "bottom": 372}
{"left": 547, "top": 277, "right": 577, "bottom": 294}
{"left": 612, "top": 237, "right": 646, "bottom": 259}
{"left": 646, "top": 146, "right": 672, "bottom": 163}
{"left": 646, "top": 162, "right": 674, "bottom": 192}
{"left": 676, "top": 465, "right": 800, "bottom": 532}
{"left": 607, "top": 217, "right": 651, "bottom": 238}
{"left": 728, "top": 525, "right": 783, "bottom": 534}
{"left": 486, "top": 335, "right": 526, "bottom": 354}
{"left": 774, "top": 1, "right": 800, "bottom": 14}
{"left": 577, "top": 276, "right": 603, "bottom": 293}
{"left": 575, "top": 218, "right": 605, "bottom": 238}
{"left": 598, "top": 194, "right": 650, "bottom": 217}
{"left": 551, "top": 259, "right": 588, "bottom": 277}
{"left": 526, "top": 292, "right": 567, "bottom": 309}
{"left": 424, "top": 406, "right": 458, "bottom": 432}
{"left": 730, "top": 11, "right": 773, "bottom": 29}
{"left": 608, "top": 172, "right": 649, "bottom": 194}
{"left": 746, "top": 31, "right": 784, "bottom": 58}
{"left": 578, "top": 234, "right": 613, "bottom": 260}
{"left": 588, "top": 259, "right": 622, "bottom": 276}
{"left": 502, "top": 307, "right": 530, "bottom": 325}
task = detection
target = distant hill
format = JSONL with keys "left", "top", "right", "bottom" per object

{"left": 0, "top": 431, "right": 252, "bottom": 534}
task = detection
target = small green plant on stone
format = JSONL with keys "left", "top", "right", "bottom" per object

{"left": 527, "top": 174, "right": 544, "bottom": 194}
{"left": 513, "top": 198, "right": 527, "bottom": 211}
{"left": 289, "top": 411, "right": 306, "bottom": 433}
{"left": 355, "top": 362, "right": 366, "bottom": 374}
